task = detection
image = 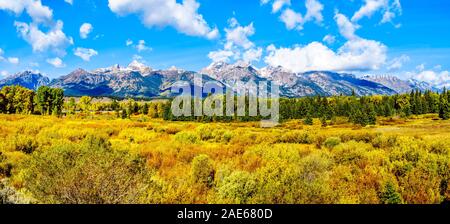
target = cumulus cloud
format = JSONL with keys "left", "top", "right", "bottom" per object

{"left": 7, "top": 57, "right": 19, "bottom": 65}
{"left": 14, "top": 20, "right": 73, "bottom": 55}
{"left": 352, "top": 0, "right": 402, "bottom": 25}
{"left": 74, "top": 47, "right": 98, "bottom": 61}
{"left": 64, "top": 0, "right": 73, "bottom": 5}
{"left": 80, "top": 23, "right": 93, "bottom": 39}
{"left": 108, "top": 0, "right": 219, "bottom": 39}
{"left": 0, "top": 48, "right": 4, "bottom": 61}
{"left": 46, "top": 57, "right": 65, "bottom": 68}
{"left": 0, "top": 0, "right": 53, "bottom": 24}
{"left": 280, "top": 9, "right": 303, "bottom": 30}
{"left": 261, "top": 0, "right": 291, "bottom": 13}
{"left": 263, "top": 0, "right": 323, "bottom": 30}
{"left": 264, "top": 12, "right": 387, "bottom": 73}
{"left": 414, "top": 70, "right": 450, "bottom": 88}
{"left": 265, "top": 39, "right": 387, "bottom": 73}
{"left": 225, "top": 18, "right": 255, "bottom": 50}
{"left": 208, "top": 50, "right": 234, "bottom": 63}
{"left": 407, "top": 64, "right": 450, "bottom": 88}
{"left": 243, "top": 48, "right": 263, "bottom": 63}
{"left": 208, "top": 18, "right": 261, "bottom": 63}
{"left": 1, "top": 1, "right": 73, "bottom": 55}
{"left": 323, "top": 35, "right": 336, "bottom": 45}
{"left": 335, "top": 13, "right": 359, "bottom": 40}
{"left": 135, "top": 40, "right": 151, "bottom": 52}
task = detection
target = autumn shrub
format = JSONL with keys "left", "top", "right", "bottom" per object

{"left": 278, "top": 130, "right": 311, "bottom": 144}
{"left": 252, "top": 151, "right": 334, "bottom": 204}
{"left": 21, "top": 134, "right": 154, "bottom": 204}
{"left": 174, "top": 131, "right": 199, "bottom": 144}
{"left": 191, "top": 154, "right": 215, "bottom": 188}
{"left": 216, "top": 171, "right": 256, "bottom": 204}
{"left": 197, "top": 125, "right": 214, "bottom": 141}
{"left": 332, "top": 141, "right": 372, "bottom": 167}
{"left": 324, "top": 137, "right": 341, "bottom": 149}
{"left": 13, "top": 135, "right": 38, "bottom": 154}
{"left": 371, "top": 134, "right": 398, "bottom": 149}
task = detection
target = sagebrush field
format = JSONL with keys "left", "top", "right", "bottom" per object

{"left": 1, "top": 113, "right": 449, "bottom": 204}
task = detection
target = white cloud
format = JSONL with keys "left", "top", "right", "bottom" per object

{"left": 263, "top": 0, "right": 323, "bottom": 30}
{"left": 407, "top": 64, "right": 450, "bottom": 88}
{"left": 1, "top": 1, "right": 73, "bottom": 55}
{"left": 225, "top": 18, "right": 255, "bottom": 50}
{"left": 14, "top": 20, "right": 73, "bottom": 55}
{"left": 387, "top": 54, "right": 409, "bottom": 71}
{"left": 243, "top": 47, "right": 263, "bottom": 63}
{"left": 126, "top": 39, "right": 133, "bottom": 46}
{"left": 352, "top": 0, "right": 402, "bottom": 24}
{"left": 272, "top": 0, "right": 291, "bottom": 13}
{"left": 265, "top": 11, "right": 388, "bottom": 73}
{"left": 108, "top": 0, "right": 219, "bottom": 39}
{"left": 265, "top": 39, "right": 387, "bottom": 73}
{"left": 1, "top": 70, "right": 9, "bottom": 77}
{"left": 136, "top": 40, "right": 151, "bottom": 52}
{"left": 46, "top": 57, "right": 65, "bottom": 68}
{"left": 208, "top": 18, "right": 259, "bottom": 63}
{"left": 208, "top": 50, "right": 234, "bottom": 63}
{"left": 416, "top": 63, "right": 425, "bottom": 71}
{"left": 304, "top": 0, "right": 324, "bottom": 23}
{"left": 280, "top": 8, "right": 303, "bottom": 30}
{"left": 335, "top": 13, "right": 359, "bottom": 40}
{"left": 414, "top": 70, "right": 450, "bottom": 88}
{"left": 74, "top": 47, "right": 98, "bottom": 61}
{"left": 64, "top": 0, "right": 73, "bottom": 5}
{"left": 80, "top": 23, "right": 93, "bottom": 39}
{"left": 323, "top": 35, "right": 336, "bottom": 45}
{"left": 7, "top": 57, "right": 19, "bottom": 65}
{"left": 0, "top": 0, "right": 53, "bottom": 24}
{"left": 352, "top": 0, "right": 387, "bottom": 22}
{"left": 0, "top": 49, "right": 20, "bottom": 65}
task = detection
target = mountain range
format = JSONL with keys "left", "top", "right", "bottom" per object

{"left": 0, "top": 61, "right": 440, "bottom": 98}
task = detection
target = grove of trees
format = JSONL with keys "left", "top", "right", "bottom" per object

{"left": 0, "top": 85, "right": 64, "bottom": 116}
{"left": 2, "top": 84, "right": 450, "bottom": 126}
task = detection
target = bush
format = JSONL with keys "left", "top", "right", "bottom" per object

{"left": 324, "top": 137, "right": 341, "bottom": 149}
{"left": 278, "top": 131, "right": 311, "bottom": 144}
{"left": 22, "top": 135, "right": 154, "bottom": 204}
{"left": 191, "top": 154, "right": 215, "bottom": 187}
{"left": 175, "top": 131, "right": 199, "bottom": 144}
{"left": 379, "top": 181, "right": 403, "bottom": 204}
{"left": 13, "top": 135, "right": 38, "bottom": 154}
{"left": 217, "top": 171, "right": 256, "bottom": 204}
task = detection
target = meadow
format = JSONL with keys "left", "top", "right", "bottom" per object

{"left": 1, "top": 113, "right": 450, "bottom": 204}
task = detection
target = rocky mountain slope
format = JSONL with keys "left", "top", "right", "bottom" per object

{"left": 0, "top": 61, "right": 441, "bottom": 98}
{"left": 0, "top": 71, "right": 50, "bottom": 90}
{"left": 362, "top": 75, "right": 439, "bottom": 93}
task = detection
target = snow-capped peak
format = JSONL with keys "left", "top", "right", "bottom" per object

{"left": 127, "top": 60, "right": 152, "bottom": 73}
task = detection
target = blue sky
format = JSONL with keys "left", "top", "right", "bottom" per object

{"left": 0, "top": 0, "right": 449, "bottom": 86}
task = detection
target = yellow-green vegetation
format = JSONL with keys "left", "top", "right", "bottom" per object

{"left": 1, "top": 114, "right": 450, "bottom": 204}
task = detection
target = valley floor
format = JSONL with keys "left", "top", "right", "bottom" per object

{"left": 1, "top": 114, "right": 450, "bottom": 204}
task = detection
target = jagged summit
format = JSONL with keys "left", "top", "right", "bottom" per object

{"left": 0, "top": 71, "right": 50, "bottom": 90}
{"left": 127, "top": 60, "right": 152, "bottom": 74}
{"left": 0, "top": 61, "right": 441, "bottom": 97}
{"left": 362, "top": 74, "right": 439, "bottom": 93}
